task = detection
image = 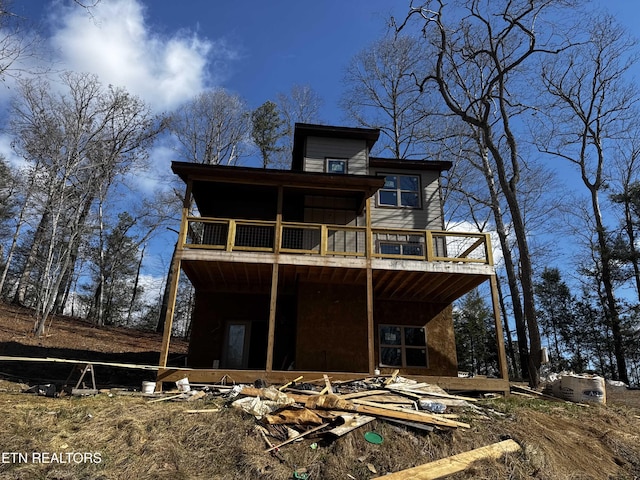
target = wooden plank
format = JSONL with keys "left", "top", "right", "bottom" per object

{"left": 305, "top": 395, "right": 467, "bottom": 429}
{"left": 0, "top": 356, "right": 162, "bottom": 370}
{"left": 386, "top": 385, "right": 478, "bottom": 402}
{"left": 350, "top": 399, "right": 469, "bottom": 428}
{"left": 327, "top": 414, "right": 376, "bottom": 437}
{"left": 279, "top": 375, "right": 304, "bottom": 391}
{"left": 338, "top": 390, "right": 390, "bottom": 400}
{"left": 372, "top": 439, "right": 521, "bottom": 479}
{"left": 323, "top": 374, "right": 334, "bottom": 394}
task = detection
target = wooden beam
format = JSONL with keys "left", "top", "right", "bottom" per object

{"left": 372, "top": 439, "right": 521, "bottom": 479}
{"left": 265, "top": 263, "right": 279, "bottom": 372}
{"left": 367, "top": 265, "right": 375, "bottom": 375}
{"left": 490, "top": 275, "right": 509, "bottom": 381}
{"left": 0, "top": 356, "right": 161, "bottom": 370}
{"left": 158, "top": 257, "right": 182, "bottom": 372}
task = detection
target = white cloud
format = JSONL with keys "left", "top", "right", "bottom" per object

{"left": 0, "top": 134, "right": 26, "bottom": 170}
{"left": 47, "top": 0, "right": 233, "bottom": 111}
{"left": 445, "top": 220, "right": 504, "bottom": 266}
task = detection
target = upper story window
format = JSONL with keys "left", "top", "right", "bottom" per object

{"left": 378, "top": 174, "right": 421, "bottom": 208}
{"left": 326, "top": 158, "right": 347, "bottom": 174}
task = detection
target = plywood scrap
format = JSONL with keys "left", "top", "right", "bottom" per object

{"left": 327, "top": 414, "right": 376, "bottom": 437}
{"left": 372, "top": 439, "right": 521, "bottom": 479}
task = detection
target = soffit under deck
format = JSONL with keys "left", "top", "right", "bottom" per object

{"left": 180, "top": 259, "right": 489, "bottom": 304}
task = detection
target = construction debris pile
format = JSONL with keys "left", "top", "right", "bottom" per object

{"left": 153, "top": 373, "right": 521, "bottom": 479}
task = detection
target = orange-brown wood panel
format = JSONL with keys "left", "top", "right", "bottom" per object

{"left": 188, "top": 292, "right": 270, "bottom": 368}
{"left": 295, "top": 282, "right": 368, "bottom": 372}
{"left": 374, "top": 300, "right": 457, "bottom": 376}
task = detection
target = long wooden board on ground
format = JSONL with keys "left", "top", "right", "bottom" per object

{"left": 0, "top": 355, "right": 163, "bottom": 370}
{"left": 372, "top": 439, "right": 521, "bottom": 479}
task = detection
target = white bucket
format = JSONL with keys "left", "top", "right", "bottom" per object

{"left": 141, "top": 381, "right": 156, "bottom": 394}
{"left": 176, "top": 377, "right": 190, "bottom": 393}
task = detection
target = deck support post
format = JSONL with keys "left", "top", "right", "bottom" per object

{"left": 266, "top": 263, "right": 279, "bottom": 372}
{"left": 490, "top": 274, "right": 509, "bottom": 382}
{"left": 365, "top": 197, "right": 375, "bottom": 374}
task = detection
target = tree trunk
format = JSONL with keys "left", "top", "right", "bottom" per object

{"left": 590, "top": 185, "right": 629, "bottom": 383}
{"left": 157, "top": 242, "right": 178, "bottom": 333}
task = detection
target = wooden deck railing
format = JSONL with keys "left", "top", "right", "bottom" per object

{"left": 183, "top": 216, "right": 493, "bottom": 265}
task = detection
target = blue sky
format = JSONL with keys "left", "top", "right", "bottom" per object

{"left": 9, "top": 0, "right": 406, "bottom": 119}
{"left": 3, "top": 0, "right": 640, "bottom": 300}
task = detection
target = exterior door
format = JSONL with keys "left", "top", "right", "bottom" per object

{"left": 222, "top": 321, "right": 251, "bottom": 369}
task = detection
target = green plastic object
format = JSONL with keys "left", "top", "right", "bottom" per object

{"left": 364, "top": 431, "right": 383, "bottom": 444}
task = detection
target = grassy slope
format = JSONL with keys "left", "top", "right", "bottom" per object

{"left": 1, "top": 303, "right": 639, "bottom": 479}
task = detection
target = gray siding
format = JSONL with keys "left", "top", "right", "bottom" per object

{"left": 303, "top": 136, "right": 368, "bottom": 174}
{"left": 369, "top": 168, "right": 443, "bottom": 230}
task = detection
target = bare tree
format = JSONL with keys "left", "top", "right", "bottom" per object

{"left": 276, "top": 84, "right": 322, "bottom": 168}
{"left": 536, "top": 15, "right": 638, "bottom": 383}
{"left": 341, "top": 34, "right": 431, "bottom": 159}
{"left": 169, "top": 89, "right": 250, "bottom": 166}
{"left": 397, "top": 0, "right": 577, "bottom": 386}
{"left": 9, "top": 72, "right": 159, "bottom": 335}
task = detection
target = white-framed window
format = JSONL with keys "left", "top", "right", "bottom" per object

{"left": 378, "top": 174, "right": 421, "bottom": 208}
{"left": 379, "top": 242, "right": 424, "bottom": 257}
{"left": 379, "top": 325, "right": 428, "bottom": 367}
{"left": 326, "top": 158, "right": 347, "bottom": 174}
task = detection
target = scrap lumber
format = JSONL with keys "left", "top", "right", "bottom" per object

{"left": 185, "top": 409, "right": 220, "bottom": 414}
{"left": 278, "top": 375, "right": 304, "bottom": 391}
{"left": 350, "top": 399, "right": 470, "bottom": 428}
{"left": 372, "top": 439, "right": 521, "bottom": 479}
{"left": 383, "top": 369, "right": 400, "bottom": 386}
{"left": 305, "top": 394, "right": 468, "bottom": 429}
{"left": 323, "top": 374, "right": 334, "bottom": 394}
{"left": 264, "top": 423, "right": 330, "bottom": 452}
{"left": 338, "top": 390, "right": 389, "bottom": 400}
{"left": 327, "top": 413, "right": 376, "bottom": 437}
{"left": 386, "top": 384, "right": 478, "bottom": 402}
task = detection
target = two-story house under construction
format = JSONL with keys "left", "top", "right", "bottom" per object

{"left": 157, "top": 123, "right": 509, "bottom": 393}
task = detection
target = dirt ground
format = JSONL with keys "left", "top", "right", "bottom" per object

{"left": 1, "top": 302, "right": 640, "bottom": 479}
{"left": 0, "top": 302, "right": 187, "bottom": 387}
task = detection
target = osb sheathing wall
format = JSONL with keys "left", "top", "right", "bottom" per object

{"left": 187, "top": 292, "right": 270, "bottom": 369}
{"left": 295, "top": 282, "right": 369, "bottom": 372}
{"left": 374, "top": 301, "right": 457, "bottom": 376}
